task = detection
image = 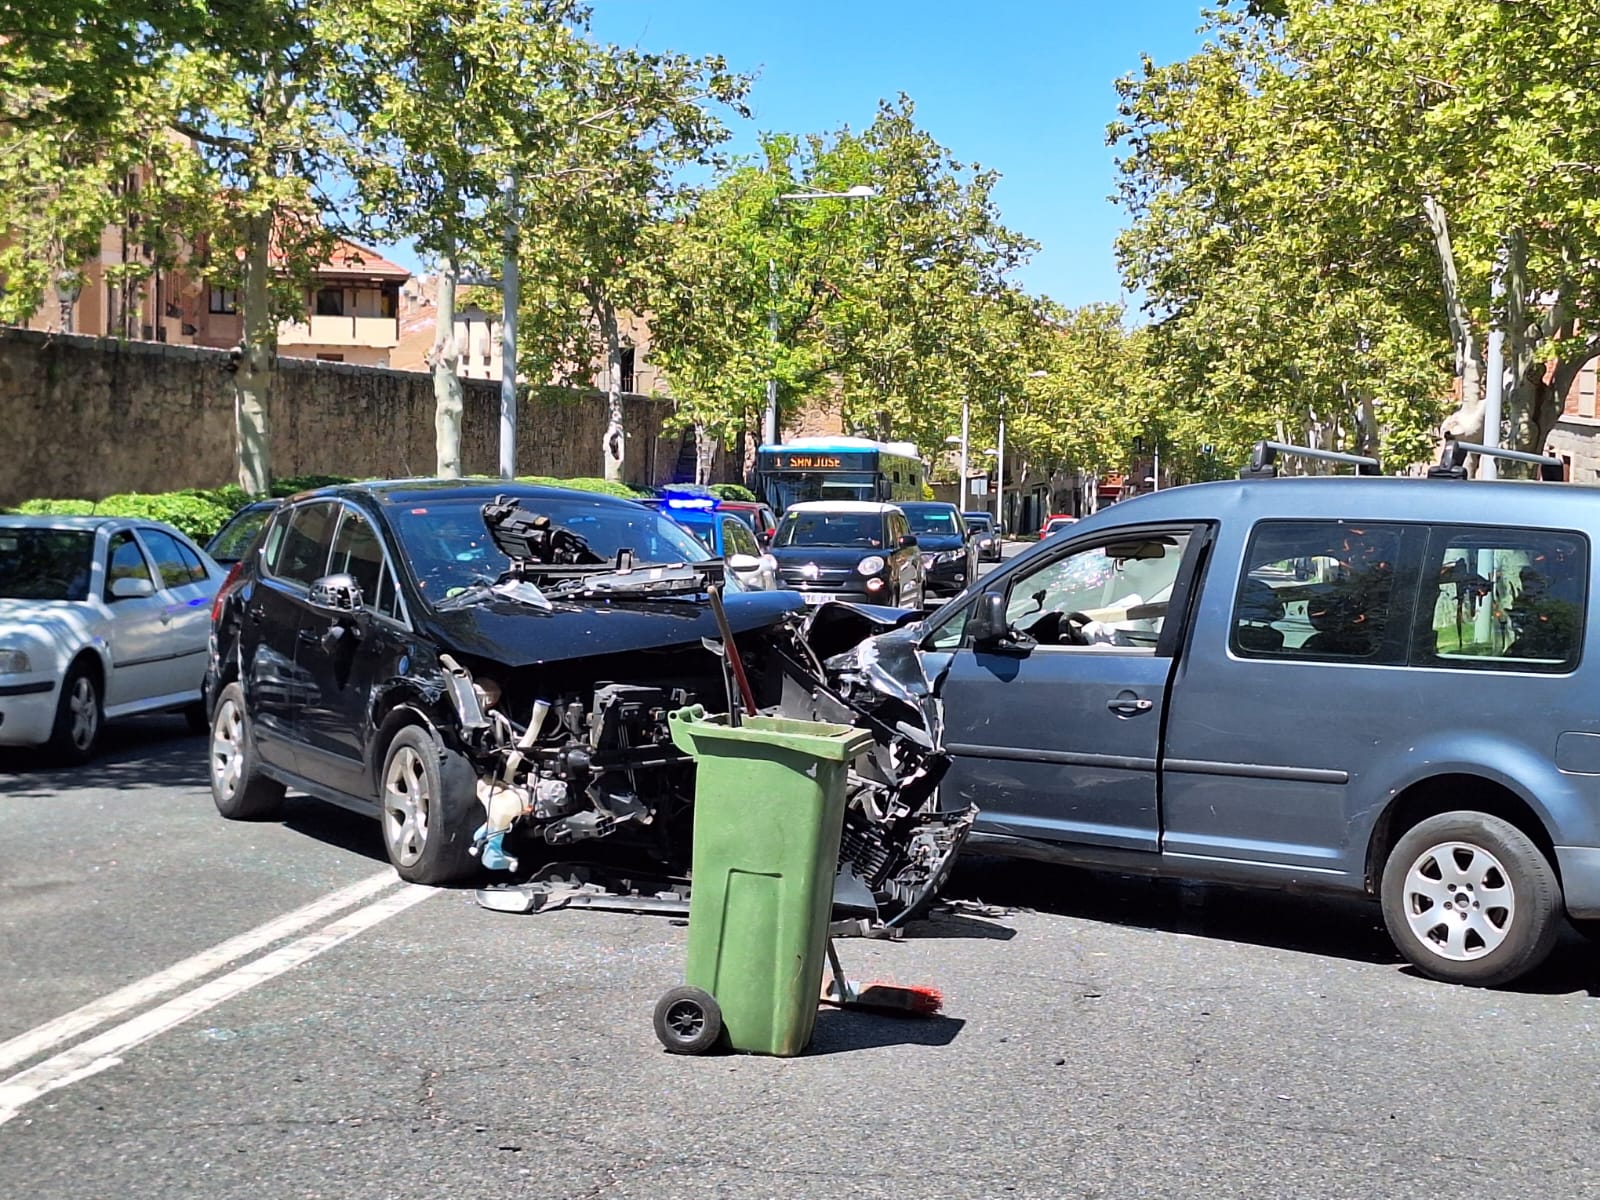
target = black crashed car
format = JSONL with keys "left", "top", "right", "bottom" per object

{"left": 897, "top": 501, "right": 975, "bottom": 597}
{"left": 202, "top": 479, "right": 969, "bottom": 914}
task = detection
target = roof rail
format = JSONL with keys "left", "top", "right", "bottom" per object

{"left": 1238, "top": 440, "right": 1381, "bottom": 479}
{"left": 1426, "top": 439, "right": 1564, "bottom": 481}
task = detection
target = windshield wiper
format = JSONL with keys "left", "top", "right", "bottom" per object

{"left": 541, "top": 561, "right": 720, "bottom": 599}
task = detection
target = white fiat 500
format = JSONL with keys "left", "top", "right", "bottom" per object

{"left": 0, "top": 516, "right": 225, "bottom": 761}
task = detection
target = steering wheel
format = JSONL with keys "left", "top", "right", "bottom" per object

{"left": 33, "top": 576, "right": 73, "bottom": 597}
{"left": 1062, "top": 611, "right": 1097, "bottom": 645}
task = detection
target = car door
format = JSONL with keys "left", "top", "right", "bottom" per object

{"left": 887, "top": 511, "right": 918, "bottom": 602}
{"left": 937, "top": 524, "right": 1208, "bottom": 855}
{"left": 134, "top": 527, "right": 214, "bottom": 698}
{"left": 99, "top": 529, "right": 170, "bottom": 708}
{"left": 719, "top": 515, "right": 771, "bottom": 589}
{"left": 244, "top": 500, "right": 339, "bottom": 769}
{"left": 291, "top": 503, "right": 412, "bottom": 800}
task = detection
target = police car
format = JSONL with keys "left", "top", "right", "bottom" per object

{"left": 641, "top": 488, "right": 781, "bottom": 591}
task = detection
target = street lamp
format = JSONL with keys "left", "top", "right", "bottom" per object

{"left": 55, "top": 270, "right": 82, "bottom": 334}
{"left": 763, "top": 185, "right": 880, "bottom": 447}
{"left": 945, "top": 397, "right": 972, "bottom": 510}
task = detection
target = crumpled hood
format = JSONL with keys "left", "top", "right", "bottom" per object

{"left": 0, "top": 598, "right": 103, "bottom": 663}
{"left": 418, "top": 587, "right": 806, "bottom": 668}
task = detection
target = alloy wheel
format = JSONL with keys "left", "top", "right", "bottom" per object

{"left": 382, "top": 746, "right": 431, "bottom": 867}
{"left": 68, "top": 676, "right": 98, "bottom": 752}
{"left": 1400, "top": 840, "right": 1516, "bottom": 962}
{"left": 211, "top": 699, "right": 244, "bottom": 800}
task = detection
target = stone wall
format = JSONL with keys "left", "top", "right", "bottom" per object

{"left": 0, "top": 328, "right": 717, "bottom": 505}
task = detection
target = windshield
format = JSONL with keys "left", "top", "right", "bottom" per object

{"left": 388, "top": 495, "right": 710, "bottom": 599}
{"left": 774, "top": 511, "right": 885, "bottom": 549}
{"left": 903, "top": 507, "right": 962, "bottom": 537}
{"left": 0, "top": 528, "right": 95, "bottom": 601}
{"left": 965, "top": 515, "right": 992, "bottom": 531}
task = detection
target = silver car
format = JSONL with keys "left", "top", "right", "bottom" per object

{"left": 0, "top": 516, "right": 225, "bottom": 761}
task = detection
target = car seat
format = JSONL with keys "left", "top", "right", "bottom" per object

{"left": 1234, "top": 576, "right": 1285, "bottom": 652}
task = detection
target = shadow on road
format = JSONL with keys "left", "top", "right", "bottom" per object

{"left": 807, "top": 1008, "right": 965, "bottom": 1054}
{"left": 0, "top": 714, "right": 205, "bottom": 797}
{"left": 910, "top": 906, "right": 1019, "bottom": 941}
{"left": 946, "top": 855, "right": 1600, "bottom": 995}
{"left": 280, "top": 798, "right": 390, "bottom": 866}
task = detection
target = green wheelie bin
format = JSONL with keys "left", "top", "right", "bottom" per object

{"left": 654, "top": 705, "right": 874, "bottom": 1057}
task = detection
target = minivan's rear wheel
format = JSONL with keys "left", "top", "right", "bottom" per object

{"left": 379, "top": 725, "right": 479, "bottom": 886}
{"left": 210, "top": 682, "right": 286, "bottom": 820}
{"left": 1380, "top": 811, "right": 1560, "bottom": 987}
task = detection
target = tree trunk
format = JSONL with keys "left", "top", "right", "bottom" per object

{"left": 1422, "top": 194, "right": 1486, "bottom": 445}
{"left": 431, "top": 253, "right": 464, "bottom": 479}
{"left": 234, "top": 211, "right": 275, "bottom": 495}
{"left": 693, "top": 423, "right": 715, "bottom": 485}
{"left": 600, "top": 300, "right": 625, "bottom": 482}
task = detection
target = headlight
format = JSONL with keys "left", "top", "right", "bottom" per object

{"left": 857, "top": 555, "right": 886, "bottom": 576}
{"left": 935, "top": 550, "right": 962, "bottom": 565}
{"left": 0, "top": 649, "right": 31, "bottom": 674}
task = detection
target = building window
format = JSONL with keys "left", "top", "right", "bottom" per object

{"left": 619, "top": 345, "right": 636, "bottom": 393}
{"left": 315, "top": 287, "right": 345, "bottom": 316}
{"left": 316, "top": 353, "right": 345, "bottom": 363}
{"left": 208, "top": 287, "right": 238, "bottom": 314}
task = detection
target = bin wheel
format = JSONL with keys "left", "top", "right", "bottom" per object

{"left": 653, "top": 986, "right": 723, "bottom": 1055}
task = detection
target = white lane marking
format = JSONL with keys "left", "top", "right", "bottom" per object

{"left": 0, "top": 868, "right": 400, "bottom": 1075}
{"left": 0, "top": 882, "right": 435, "bottom": 1126}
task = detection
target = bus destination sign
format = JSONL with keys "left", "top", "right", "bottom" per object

{"left": 760, "top": 450, "right": 875, "bottom": 472}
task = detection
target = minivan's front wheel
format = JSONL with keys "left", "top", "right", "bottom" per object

{"left": 378, "top": 725, "right": 479, "bottom": 886}
{"left": 1380, "top": 811, "right": 1560, "bottom": 987}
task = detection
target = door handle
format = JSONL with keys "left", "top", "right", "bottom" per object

{"left": 1106, "top": 695, "right": 1154, "bottom": 715}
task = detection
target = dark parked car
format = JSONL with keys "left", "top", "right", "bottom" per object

{"left": 963, "top": 511, "right": 1003, "bottom": 562}
{"left": 844, "top": 440, "right": 1600, "bottom": 986}
{"left": 205, "top": 500, "right": 282, "bottom": 567}
{"left": 768, "top": 501, "right": 925, "bottom": 607}
{"left": 716, "top": 499, "right": 779, "bottom": 547}
{"left": 898, "top": 501, "right": 975, "bottom": 596}
{"left": 203, "top": 479, "right": 965, "bottom": 918}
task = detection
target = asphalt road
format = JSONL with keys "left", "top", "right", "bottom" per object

{"left": 6, "top": 563, "right": 1600, "bottom": 1198}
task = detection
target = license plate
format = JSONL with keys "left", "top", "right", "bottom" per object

{"left": 800, "top": 592, "right": 840, "bottom": 604}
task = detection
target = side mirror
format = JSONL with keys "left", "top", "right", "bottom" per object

{"left": 308, "top": 572, "right": 364, "bottom": 615}
{"left": 756, "top": 529, "right": 773, "bottom": 549}
{"left": 898, "top": 534, "right": 918, "bottom": 550}
{"left": 726, "top": 553, "right": 762, "bottom": 574}
{"left": 969, "top": 591, "right": 1032, "bottom": 652}
{"left": 110, "top": 576, "right": 155, "bottom": 600}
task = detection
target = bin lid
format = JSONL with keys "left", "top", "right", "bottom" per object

{"left": 668, "top": 705, "right": 874, "bottom": 762}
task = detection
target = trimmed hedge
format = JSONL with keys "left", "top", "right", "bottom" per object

{"left": 7, "top": 473, "right": 668, "bottom": 543}
{"left": 708, "top": 483, "right": 758, "bottom": 503}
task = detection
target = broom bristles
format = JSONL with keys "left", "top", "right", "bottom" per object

{"left": 851, "top": 981, "right": 944, "bottom": 1016}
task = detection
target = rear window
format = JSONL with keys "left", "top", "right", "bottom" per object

{"left": 1414, "top": 528, "right": 1586, "bottom": 673}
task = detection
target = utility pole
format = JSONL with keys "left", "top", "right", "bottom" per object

{"left": 499, "top": 173, "right": 520, "bottom": 480}
{"left": 764, "top": 257, "right": 778, "bottom": 447}
{"left": 958, "top": 396, "right": 970, "bottom": 512}
{"left": 1479, "top": 237, "right": 1508, "bottom": 481}
{"left": 995, "top": 397, "right": 1006, "bottom": 534}
{"left": 1152, "top": 437, "right": 1160, "bottom": 492}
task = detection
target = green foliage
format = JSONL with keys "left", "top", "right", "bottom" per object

{"left": 269, "top": 474, "right": 356, "bottom": 498}
{"left": 513, "top": 476, "right": 651, "bottom": 499}
{"left": 16, "top": 491, "right": 235, "bottom": 541}
{"left": 14, "top": 499, "right": 98, "bottom": 518}
{"left": 707, "top": 483, "right": 757, "bottom": 502}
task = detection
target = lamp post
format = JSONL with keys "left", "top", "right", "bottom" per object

{"left": 763, "top": 184, "right": 878, "bottom": 447}
{"left": 55, "top": 271, "right": 82, "bottom": 334}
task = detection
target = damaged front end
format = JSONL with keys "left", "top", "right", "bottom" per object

{"left": 438, "top": 496, "right": 974, "bottom": 930}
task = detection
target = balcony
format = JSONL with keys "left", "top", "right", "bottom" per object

{"left": 278, "top": 314, "right": 399, "bottom": 349}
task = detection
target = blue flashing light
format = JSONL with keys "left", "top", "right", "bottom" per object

{"left": 661, "top": 485, "right": 720, "bottom": 511}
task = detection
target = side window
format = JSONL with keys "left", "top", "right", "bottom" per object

{"left": 1232, "top": 520, "right": 1407, "bottom": 662}
{"left": 139, "top": 528, "right": 202, "bottom": 590}
{"left": 722, "top": 517, "right": 759, "bottom": 558}
{"left": 105, "top": 532, "right": 153, "bottom": 601}
{"left": 173, "top": 537, "right": 209, "bottom": 584}
{"left": 1415, "top": 528, "right": 1585, "bottom": 672}
{"left": 1005, "top": 531, "right": 1193, "bottom": 650}
{"left": 328, "top": 507, "right": 401, "bottom": 621}
{"left": 925, "top": 597, "right": 973, "bottom": 650}
{"left": 266, "top": 502, "right": 339, "bottom": 588}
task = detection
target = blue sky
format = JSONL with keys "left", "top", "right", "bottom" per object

{"left": 385, "top": 1, "right": 1210, "bottom": 310}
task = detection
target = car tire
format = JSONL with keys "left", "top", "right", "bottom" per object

{"left": 209, "top": 682, "right": 287, "bottom": 820}
{"left": 46, "top": 659, "right": 102, "bottom": 765}
{"left": 378, "top": 724, "right": 479, "bottom": 886}
{"left": 1379, "top": 811, "right": 1561, "bottom": 987}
